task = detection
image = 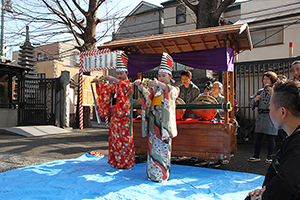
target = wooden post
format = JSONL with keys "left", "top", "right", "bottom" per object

{"left": 229, "top": 52, "right": 238, "bottom": 118}
{"left": 224, "top": 71, "right": 229, "bottom": 124}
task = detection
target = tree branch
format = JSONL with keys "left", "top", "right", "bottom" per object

{"left": 41, "top": 0, "right": 82, "bottom": 48}
{"left": 71, "top": 0, "right": 87, "bottom": 16}
{"left": 182, "top": 0, "right": 198, "bottom": 14}
{"left": 214, "top": 0, "right": 235, "bottom": 19}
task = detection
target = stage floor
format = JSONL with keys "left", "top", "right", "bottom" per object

{"left": 0, "top": 154, "right": 264, "bottom": 200}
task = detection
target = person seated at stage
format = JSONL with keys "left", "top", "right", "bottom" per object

{"left": 178, "top": 70, "right": 200, "bottom": 118}
{"left": 245, "top": 80, "right": 300, "bottom": 200}
{"left": 199, "top": 81, "right": 212, "bottom": 96}
{"left": 211, "top": 81, "right": 225, "bottom": 118}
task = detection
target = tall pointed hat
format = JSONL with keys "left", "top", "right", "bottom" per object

{"left": 116, "top": 52, "right": 128, "bottom": 72}
{"left": 158, "top": 52, "right": 174, "bottom": 75}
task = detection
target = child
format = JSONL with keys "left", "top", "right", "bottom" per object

{"left": 93, "top": 52, "right": 135, "bottom": 169}
{"left": 134, "top": 52, "right": 179, "bottom": 182}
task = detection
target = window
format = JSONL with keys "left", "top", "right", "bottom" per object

{"left": 74, "top": 53, "right": 80, "bottom": 67}
{"left": 37, "top": 73, "right": 45, "bottom": 79}
{"left": 37, "top": 53, "right": 42, "bottom": 61}
{"left": 176, "top": 5, "right": 186, "bottom": 24}
{"left": 251, "top": 26, "right": 283, "bottom": 47}
{"left": 43, "top": 54, "right": 48, "bottom": 60}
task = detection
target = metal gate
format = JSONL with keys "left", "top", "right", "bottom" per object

{"left": 18, "top": 78, "right": 61, "bottom": 126}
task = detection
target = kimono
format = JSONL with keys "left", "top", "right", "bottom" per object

{"left": 96, "top": 79, "right": 135, "bottom": 169}
{"left": 141, "top": 84, "right": 179, "bottom": 182}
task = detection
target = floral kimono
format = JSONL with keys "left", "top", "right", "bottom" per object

{"left": 141, "top": 84, "right": 179, "bottom": 182}
{"left": 96, "top": 79, "right": 135, "bottom": 169}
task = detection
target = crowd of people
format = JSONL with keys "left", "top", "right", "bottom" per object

{"left": 92, "top": 52, "right": 300, "bottom": 198}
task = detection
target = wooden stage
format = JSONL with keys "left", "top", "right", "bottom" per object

{"left": 133, "top": 119, "right": 237, "bottom": 162}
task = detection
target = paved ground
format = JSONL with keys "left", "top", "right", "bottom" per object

{"left": 0, "top": 122, "right": 278, "bottom": 176}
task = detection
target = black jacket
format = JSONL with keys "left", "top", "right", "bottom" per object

{"left": 262, "top": 125, "right": 300, "bottom": 200}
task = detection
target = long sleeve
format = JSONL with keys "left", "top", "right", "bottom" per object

{"left": 249, "top": 89, "right": 263, "bottom": 109}
{"left": 96, "top": 83, "right": 113, "bottom": 117}
{"left": 262, "top": 129, "right": 300, "bottom": 199}
{"left": 114, "top": 80, "right": 133, "bottom": 118}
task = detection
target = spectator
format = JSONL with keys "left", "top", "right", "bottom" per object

{"left": 245, "top": 80, "right": 300, "bottom": 200}
{"left": 199, "top": 81, "right": 212, "bottom": 96}
{"left": 291, "top": 60, "right": 300, "bottom": 81}
{"left": 248, "top": 71, "right": 279, "bottom": 164}
{"left": 211, "top": 81, "right": 225, "bottom": 118}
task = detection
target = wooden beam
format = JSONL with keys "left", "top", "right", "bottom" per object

{"left": 199, "top": 37, "right": 207, "bottom": 49}
{"left": 159, "top": 42, "right": 169, "bottom": 53}
{"left": 135, "top": 44, "right": 144, "bottom": 53}
{"left": 147, "top": 43, "right": 156, "bottom": 53}
{"left": 172, "top": 41, "right": 181, "bottom": 52}
{"left": 228, "top": 33, "right": 239, "bottom": 52}
{"left": 214, "top": 35, "right": 221, "bottom": 48}
{"left": 184, "top": 38, "right": 194, "bottom": 51}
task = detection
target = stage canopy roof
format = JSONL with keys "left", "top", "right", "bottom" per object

{"left": 97, "top": 23, "right": 253, "bottom": 54}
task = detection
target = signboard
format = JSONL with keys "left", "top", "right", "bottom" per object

{"left": 80, "top": 49, "right": 119, "bottom": 72}
{"left": 78, "top": 49, "right": 119, "bottom": 130}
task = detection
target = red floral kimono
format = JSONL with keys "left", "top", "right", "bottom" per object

{"left": 96, "top": 79, "right": 135, "bottom": 169}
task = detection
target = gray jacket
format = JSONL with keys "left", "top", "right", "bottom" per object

{"left": 250, "top": 88, "right": 277, "bottom": 135}
{"left": 178, "top": 82, "right": 200, "bottom": 103}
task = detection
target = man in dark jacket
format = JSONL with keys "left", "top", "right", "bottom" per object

{"left": 178, "top": 70, "right": 200, "bottom": 118}
{"left": 246, "top": 80, "right": 300, "bottom": 200}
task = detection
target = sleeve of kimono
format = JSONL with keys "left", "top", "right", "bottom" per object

{"left": 115, "top": 80, "right": 133, "bottom": 117}
{"left": 141, "top": 87, "right": 154, "bottom": 137}
{"left": 96, "top": 83, "right": 113, "bottom": 117}
{"left": 161, "top": 85, "right": 179, "bottom": 140}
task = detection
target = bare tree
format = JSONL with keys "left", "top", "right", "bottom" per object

{"left": 40, "top": 0, "right": 104, "bottom": 52}
{"left": 4, "top": 0, "right": 128, "bottom": 53}
{"left": 182, "top": 0, "right": 235, "bottom": 29}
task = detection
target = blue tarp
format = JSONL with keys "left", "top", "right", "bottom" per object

{"left": 0, "top": 154, "right": 264, "bottom": 200}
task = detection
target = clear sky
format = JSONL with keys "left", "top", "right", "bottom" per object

{"left": 4, "top": 0, "right": 246, "bottom": 59}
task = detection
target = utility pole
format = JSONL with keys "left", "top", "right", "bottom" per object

{"left": 1, "top": 0, "right": 4, "bottom": 57}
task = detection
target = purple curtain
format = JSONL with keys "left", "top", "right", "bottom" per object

{"left": 127, "top": 47, "right": 234, "bottom": 75}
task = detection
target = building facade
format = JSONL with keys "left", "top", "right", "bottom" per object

{"left": 113, "top": 1, "right": 163, "bottom": 40}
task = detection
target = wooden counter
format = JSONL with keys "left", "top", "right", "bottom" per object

{"left": 133, "top": 119, "right": 237, "bottom": 162}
